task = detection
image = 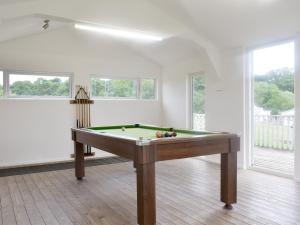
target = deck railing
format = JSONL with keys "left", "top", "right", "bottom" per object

{"left": 193, "top": 114, "right": 294, "bottom": 151}
{"left": 254, "top": 115, "right": 294, "bottom": 151}
{"left": 193, "top": 113, "right": 205, "bottom": 130}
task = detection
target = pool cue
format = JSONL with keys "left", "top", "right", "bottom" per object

{"left": 84, "top": 86, "right": 87, "bottom": 128}
{"left": 84, "top": 86, "right": 87, "bottom": 127}
{"left": 81, "top": 86, "right": 83, "bottom": 128}
{"left": 80, "top": 86, "right": 83, "bottom": 128}
{"left": 88, "top": 87, "right": 92, "bottom": 154}
{"left": 77, "top": 85, "right": 80, "bottom": 128}
{"left": 88, "top": 90, "right": 91, "bottom": 127}
{"left": 75, "top": 86, "right": 78, "bottom": 128}
{"left": 79, "top": 86, "right": 82, "bottom": 128}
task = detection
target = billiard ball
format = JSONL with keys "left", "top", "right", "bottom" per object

{"left": 164, "top": 132, "right": 172, "bottom": 137}
{"left": 156, "top": 131, "right": 163, "bottom": 138}
{"left": 122, "top": 127, "right": 126, "bottom": 131}
{"left": 172, "top": 132, "right": 177, "bottom": 137}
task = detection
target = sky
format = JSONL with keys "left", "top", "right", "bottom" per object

{"left": 253, "top": 41, "right": 295, "bottom": 75}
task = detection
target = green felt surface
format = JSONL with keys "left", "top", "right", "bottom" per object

{"left": 89, "top": 126, "right": 206, "bottom": 140}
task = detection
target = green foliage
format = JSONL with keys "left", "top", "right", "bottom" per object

{"left": 108, "top": 79, "right": 137, "bottom": 97}
{"left": 255, "top": 68, "right": 294, "bottom": 92}
{"left": 10, "top": 78, "right": 70, "bottom": 97}
{"left": 141, "top": 79, "right": 155, "bottom": 99}
{"left": 192, "top": 76, "right": 205, "bottom": 114}
{"left": 92, "top": 78, "right": 155, "bottom": 99}
{"left": 92, "top": 79, "right": 137, "bottom": 98}
{"left": 0, "top": 84, "right": 3, "bottom": 97}
{"left": 255, "top": 81, "right": 294, "bottom": 115}
{"left": 91, "top": 79, "right": 105, "bottom": 97}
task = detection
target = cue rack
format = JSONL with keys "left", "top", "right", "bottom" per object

{"left": 70, "top": 85, "right": 95, "bottom": 157}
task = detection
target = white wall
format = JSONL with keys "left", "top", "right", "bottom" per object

{"left": 294, "top": 34, "right": 300, "bottom": 181}
{"left": 0, "top": 28, "right": 162, "bottom": 167}
{"left": 162, "top": 49, "right": 246, "bottom": 168}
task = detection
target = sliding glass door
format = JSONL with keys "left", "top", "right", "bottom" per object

{"left": 250, "top": 41, "right": 295, "bottom": 176}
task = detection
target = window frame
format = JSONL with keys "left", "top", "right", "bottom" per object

{"left": 90, "top": 75, "right": 157, "bottom": 100}
{"left": 4, "top": 70, "right": 73, "bottom": 99}
{"left": 0, "top": 69, "right": 4, "bottom": 98}
{"left": 189, "top": 72, "right": 205, "bottom": 130}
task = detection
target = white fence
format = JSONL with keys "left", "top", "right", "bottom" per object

{"left": 193, "top": 114, "right": 205, "bottom": 130}
{"left": 193, "top": 114, "right": 294, "bottom": 151}
{"left": 254, "top": 115, "right": 294, "bottom": 151}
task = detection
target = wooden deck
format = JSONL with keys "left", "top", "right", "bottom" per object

{"left": 253, "top": 147, "right": 294, "bottom": 175}
{"left": 1, "top": 158, "right": 300, "bottom": 225}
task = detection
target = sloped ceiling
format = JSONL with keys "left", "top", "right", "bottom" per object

{"left": 0, "top": 0, "right": 220, "bottom": 72}
{"left": 0, "top": 0, "right": 299, "bottom": 71}
{"left": 150, "top": 0, "right": 300, "bottom": 48}
{"left": 0, "top": 15, "right": 68, "bottom": 43}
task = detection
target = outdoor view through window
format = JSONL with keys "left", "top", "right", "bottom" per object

{"left": 0, "top": 71, "right": 3, "bottom": 97}
{"left": 8, "top": 73, "right": 71, "bottom": 97}
{"left": 192, "top": 74, "right": 205, "bottom": 130}
{"left": 91, "top": 78, "right": 156, "bottom": 99}
{"left": 252, "top": 41, "right": 295, "bottom": 175}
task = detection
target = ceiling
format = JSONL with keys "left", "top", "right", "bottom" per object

{"left": 0, "top": 0, "right": 299, "bottom": 70}
{"left": 150, "top": 0, "right": 300, "bottom": 48}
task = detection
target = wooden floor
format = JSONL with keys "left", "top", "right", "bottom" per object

{"left": 253, "top": 147, "right": 294, "bottom": 175}
{"left": 0, "top": 159, "right": 300, "bottom": 225}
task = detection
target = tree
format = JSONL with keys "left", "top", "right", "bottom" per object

{"left": 255, "top": 68, "right": 294, "bottom": 93}
{"left": 91, "top": 79, "right": 138, "bottom": 98}
{"left": 10, "top": 78, "right": 70, "bottom": 96}
{"left": 141, "top": 79, "right": 155, "bottom": 99}
{"left": 255, "top": 82, "right": 294, "bottom": 115}
{"left": 108, "top": 79, "right": 136, "bottom": 97}
{"left": 192, "top": 76, "right": 205, "bottom": 114}
{"left": 91, "top": 79, "right": 105, "bottom": 97}
{"left": 0, "top": 84, "right": 3, "bottom": 96}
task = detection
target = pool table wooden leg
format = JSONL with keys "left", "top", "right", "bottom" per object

{"left": 221, "top": 151, "right": 237, "bottom": 209}
{"left": 75, "top": 141, "right": 85, "bottom": 180}
{"left": 136, "top": 161, "right": 156, "bottom": 225}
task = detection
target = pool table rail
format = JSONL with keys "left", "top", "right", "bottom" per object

{"left": 71, "top": 126, "right": 240, "bottom": 225}
{"left": 72, "top": 127, "right": 239, "bottom": 162}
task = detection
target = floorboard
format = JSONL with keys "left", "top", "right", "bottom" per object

{"left": 1, "top": 158, "right": 300, "bottom": 225}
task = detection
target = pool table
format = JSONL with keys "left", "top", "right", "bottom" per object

{"left": 71, "top": 124, "right": 240, "bottom": 225}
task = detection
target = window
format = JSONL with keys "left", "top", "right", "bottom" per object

{"left": 140, "top": 79, "right": 156, "bottom": 100}
{"left": 191, "top": 74, "right": 205, "bottom": 130}
{"left": 91, "top": 77, "right": 156, "bottom": 100}
{"left": 249, "top": 41, "right": 295, "bottom": 175}
{"left": 8, "top": 72, "right": 72, "bottom": 98}
{"left": 91, "top": 78, "right": 137, "bottom": 98}
{"left": 0, "top": 71, "right": 3, "bottom": 97}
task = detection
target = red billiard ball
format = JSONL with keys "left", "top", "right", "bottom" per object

{"left": 156, "top": 131, "right": 163, "bottom": 138}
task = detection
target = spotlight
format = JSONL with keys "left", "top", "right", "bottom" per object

{"left": 42, "top": 20, "right": 50, "bottom": 30}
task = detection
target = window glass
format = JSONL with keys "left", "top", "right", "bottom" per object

{"left": 9, "top": 73, "right": 71, "bottom": 97}
{"left": 0, "top": 71, "right": 3, "bottom": 97}
{"left": 141, "top": 79, "right": 156, "bottom": 100}
{"left": 92, "top": 78, "right": 137, "bottom": 98}
{"left": 192, "top": 75, "right": 205, "bottom": 130}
